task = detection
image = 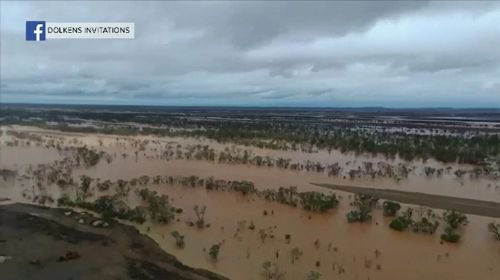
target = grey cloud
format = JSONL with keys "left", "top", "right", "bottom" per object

{"left": 1, "top": 1, "right": 500, "bottom": 107}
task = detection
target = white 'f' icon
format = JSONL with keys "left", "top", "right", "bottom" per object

{"left": 34, "top": 24, "right": 44, "bottom": 41}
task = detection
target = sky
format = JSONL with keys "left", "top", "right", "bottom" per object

{"left": 1, "top": 1, "right": 500, "bottom": 107}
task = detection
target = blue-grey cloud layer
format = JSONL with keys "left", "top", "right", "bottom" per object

{"left": 1, "top": 1, "right": 499, "bottom": 107}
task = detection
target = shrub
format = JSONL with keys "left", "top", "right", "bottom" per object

{"left": 209, "top": 243, "right": 221, "bottom": 260}
{"left": 261, "top": 261, "right": 286, "bottom": 280}
{"left": 441, "top": 227, "right": 461, "bottom": 243}
{"left": 383, "top": 201, "right": 401, "bottom": 217}
{"left": 443, "top": 210, "right": 468, "bottom": 229}
{"left": 346, "top": 194, "right": 376, "bottom": 223}
{"left": 171, "top": 231, "right": 185, "bottom": 248}
{"left": 389, "top": 216, "right": 411, "bottom": 231}
{"left": 411, "top": 217, "right": 439, "bottom": 234}
{"left": 488, "top": 222, "right": 500, "bottom": 240}
{"left": 137, "top": 189, "right": 175, "bottom": 224}
{"left": 307, "top": 271, "right": 321, "bottom": 280}
{"left": 76, "top": 146, "right": 103, "bottom": 167}
{"left": 299, "top": 192, "right": 339, "bottom": 212}
{"left": 346, "top": 208, "right": 371, "bottom": 223}
{"left": 194, "top": 205, "right": 207, "bottom": 228}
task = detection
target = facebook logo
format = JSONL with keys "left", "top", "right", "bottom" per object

{"left": 26, "top": 21, "right": 46, "bottom": 41}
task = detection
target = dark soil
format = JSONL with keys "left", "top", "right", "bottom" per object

{"left": 0, "top": 203, "right": 228, "bottom": 280}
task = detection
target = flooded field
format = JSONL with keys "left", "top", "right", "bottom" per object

{"left": 1, "top": 125, "right": 500, "bottom": 280}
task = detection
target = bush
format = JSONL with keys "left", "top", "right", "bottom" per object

{"left": 488, "top": 222, "right": 500, "bottom": 240}
{"left": 137, "top": 189, "right": 175, "bottom": 224}
{"left": 383, "top": 201, "right": 401, "bottom": 217}
{"left": 209, "top": 243, "right": 221, "bottom": 260}
{"left": 299, "top": 192, "right": 339, "bottom": 212}
{"left": 441, "top": 227, "right": 461, "bottom": 243}
{"left": 443, "top": 210, "right": 468, "bottom": 229}
{"left": 346, "top": 210, "right": 361, "bottom": 223}
{"left": 346, "top": 208, "right": 371, "bottom": 223}
{"left": 389, "top": 216, "right": 411, "bottom": 231}
{"left": 346, "top": 194, "right": 376, "bottom": 223}
{"left": 171, "top": 231, "right": 185, "bottom": 248}
{"left": 76, "top": 146, "right": 103, "bottom": 167}
{"left": 261, "top": 261, "right": 286, "bottom": 280}
{"left": 412, "top": 217, "right": 439, "bottom": 234}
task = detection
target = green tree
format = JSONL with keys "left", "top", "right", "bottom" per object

{"left": 441, "top": 227, "right": 461, "bottom": 243}
{"left": 383, "top": 201, "right": 401, "bottom": 217}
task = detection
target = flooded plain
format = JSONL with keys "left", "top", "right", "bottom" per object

{"left": 1, "top": 125, "right": 500, "bottom": 280}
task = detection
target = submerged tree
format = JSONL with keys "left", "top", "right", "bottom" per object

{"left": 382, "top": 201, "right": 401, "bottom": 217}
{"left": 346, "top": 194, "right": 377, "bottom": 223}
{"left": 194, "top": 205, "right": 207, "bottom": 228}
{"left": 441, "top": 210, "right": 468, "bottom": 243}
{"left": 441, "top": 227, "right": 461, "bottom": 243}
{"left": 78, "top": 175, "right": 93, "bottom": 200}
{"left": 389, "top": 215, "right": 412, "bottom": 231}
{"left": 306, "top": 271, "right": 321, "bottom": 280}
{"left": 443, "top": 210, "right": 468, "bottom": 229}
{"left": 259, "top": 229, "right": 268, "bottom": 243}
{"left": 261, "top": 261, "right": 286, "bottom": 280}
{"left": 137, "top": 189, "right": 175, "bottom": 224}
{"left": 298, "top": 191, "right": 339, "bottom": 212}
{"left": 389, "top": 208, "right": 439, "bottom": 234}
{"left": 171, "top": 230, "right": 185, "bottom": 248}
{"left": 290, "top": 247, "right": 303, "bottom": 264}
{"left": 487, "top": 222, "right": 500, "bottom": 240}
{"left": 209, "top": 243, "right": 221, "bottom": 260}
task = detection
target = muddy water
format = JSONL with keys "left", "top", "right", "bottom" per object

{"left": 0, "top": 146, "right": 64, "bottom": 169}
{"left": 1, "top": 126, "right": 500, "bottom": 279}
{"left": 130, "top": 185, "right": 500, "bottom": 280}
{"left": 71, "top": 156, "right": 500, "bottom": 203}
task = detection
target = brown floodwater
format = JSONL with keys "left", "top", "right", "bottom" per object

{"left": 128, "top": 185, "right": 500, "bottom": 280}
{"left": 1, "top": 125, "right": 500, "bottom": 280}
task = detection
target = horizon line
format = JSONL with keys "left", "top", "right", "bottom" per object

{"left": 1, "top": 101, "right": 499, "bottom": 110}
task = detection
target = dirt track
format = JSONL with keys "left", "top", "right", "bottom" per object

{"left": 312, "top": 183, "right": 500, "bottom": 218}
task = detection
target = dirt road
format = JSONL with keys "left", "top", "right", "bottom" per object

{"left": 313, "top": 183, "right": 500, "bottom": 218}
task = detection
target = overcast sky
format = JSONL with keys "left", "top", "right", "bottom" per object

{"left": 1, "top": 1, "right": 499, "bottom": 107}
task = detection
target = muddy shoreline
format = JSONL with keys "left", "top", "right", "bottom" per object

{"left": 313, "top": 183, "right": 500, "bottom": 218}
{"left": 0, "top": 203, "right": 228, "bottom": 280}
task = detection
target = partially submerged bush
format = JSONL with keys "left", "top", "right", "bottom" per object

{"left": 441, "top": 227, "right": 461, "bottom": 243}
{"left": 261, "top": 261, "right": 286, "bottom": 280}
{"left": 306, "top": 271, "right": 321, "bottom": 280}
{"left": 346, "top": 194, "right": 376, "bottom": 223}
{"left": 299, "top": 191, "right": 339, "bottom": 213}
{"left": 488, "top": 222, "right": 500, "bottom": 240}
{"left": 137, "top": 189, "right": 175, "bottom": 224}
{"left": 389, "top": 216, "right": 411, "bottom": 231}
{"left": 194, "top": 205, "right": 207, "bottom": 228}
{"left": 209, "top": 243, "right": 221, "bottom": 260}
{"left": 389, "top": 208, "right": 439, "bottom": 234}
{"left": 443, "top": 210, "right": 468, "bottom": 229}
{"left": 346, "top": 194, "right": 378, "bottom": 223}
{"left": 171, "top": 231, "right": 185, "bottom": 248}
{"left": 440, "top": 210, "right": 468, "bottom": 243}
{"left": 76, "top": 146, "right": 104, "bottom": 167}
{"left": 383, "top": 201, "right": 401, "bottom": 217}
